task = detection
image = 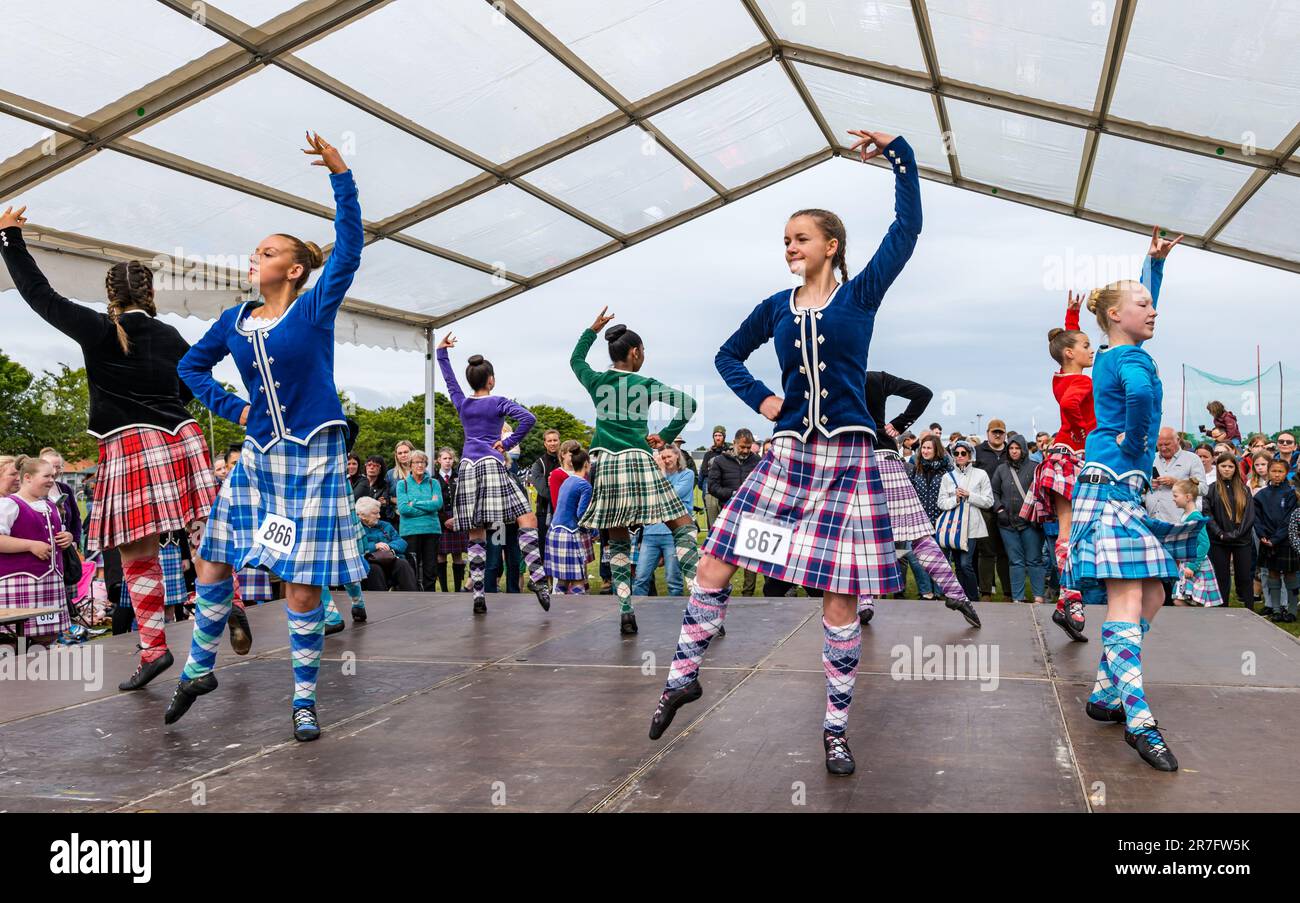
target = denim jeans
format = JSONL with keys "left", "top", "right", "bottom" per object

{"left": 999, "top": 525, "right": 1046, "bottom": 600}
{"left": 946, "top": 546, "right": 979, "bottom": 602}
{"left": 632, "top": 531, "right": 682, "bottom": 596}
{"left": 904, "top": 541, "right": 935, "bottom": 596}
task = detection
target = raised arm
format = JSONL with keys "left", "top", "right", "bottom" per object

{"left": 715, "top": 299, "right": 777, "bottom": 415}
{"left": 300, "top": 134, "right": 363, "bottom": 325}
{"left": 1064, "top": 290, "right": 1082, "bottom": 332}
{"left": 843, "top": 134, "right": 923, "bottom": 311}
{"left": 436, "top": 346, "right": 466, "bottom": 412}
{"left": 1, "top": 210, "right": 109, "bottom": 346}
{"left": 570, "top": 329, "right": 601, "bottom": 393}
{"left": 178, "top": 316, "right": 249, "bottom": 426}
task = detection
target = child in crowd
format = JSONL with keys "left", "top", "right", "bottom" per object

{"left": 1254, "top": 459, "right": 1299, "bottom": 622}
{"left": 545, "top": 448, "right": 594, "bottom": 594}
{"left": 1171, "top": 477, "right": 1220, "bottom": 606}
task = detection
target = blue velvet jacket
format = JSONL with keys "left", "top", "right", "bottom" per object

{"left": 179, "top": 170, "right": 362, "bottom": 453}
{"left": 715, "top": 136, "right": 921, "bottom": 441}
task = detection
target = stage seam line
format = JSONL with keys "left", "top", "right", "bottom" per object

{"left": 106, "top": 602, "right": 641, "bottom": 812}
{"left": 587, "top": 606, "right": 822, "bottom": 814}
{"left": 1033, "top": 604, "right": 1093, "bottom": 813}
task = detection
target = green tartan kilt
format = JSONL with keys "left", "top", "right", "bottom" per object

{"left": 579, "top": 448, "right": 690, "bottom": 529}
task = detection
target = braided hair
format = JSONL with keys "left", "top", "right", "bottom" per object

{"left": 790, "top": 209, "right": 849, "bottom": 284}
{"left": 104, "top": 260, "right": 156, "bottom": 355}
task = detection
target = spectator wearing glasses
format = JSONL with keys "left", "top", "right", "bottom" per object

{"left": 972, "top": 419, "right": 1012, "bottom": 600}
{"left": 1275, "top": 432, "right": 1298, "bottom": 477}
{"left": 938, "top": 440, "right": 993, "bottom": 602}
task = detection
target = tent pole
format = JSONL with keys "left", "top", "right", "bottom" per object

{"left": 1257, "top": 345, "right": 1263, "bottom": 435}
{"left": 425, "top": 327, "right": 436, "bottom": 456}
{"left": 1180, "top": 364, "right": 1185, "bottom": 436}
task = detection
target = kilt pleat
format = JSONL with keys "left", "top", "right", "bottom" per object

{"left": 200, "top": 426, "right": 366, "bottom": 587}
{"left": 580, "top": 449, "right": 690, "bottom": 529}
{"left": 452, "top": 456, "right": 531, "bottom": 530}
{"left": 702, "top": 433, "right": 902, "bottom": 596}
{"left": 0, "top": 574, "right": 69, "bottom": 639}
{"left": 87, "top": 422, "right": 216, "bottom": 551}
{"left": 1021, "top": 446, "right": 1083, "bottom": 522}
{"left": 876, "top": 451, "right": 934, "bottom": 542}
{"left": 544, "top": 526, "right": 591, "bottom": 581}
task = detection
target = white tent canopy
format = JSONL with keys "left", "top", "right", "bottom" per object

{"left": 3, "top": 0, "right": 1298, "bottom": 339}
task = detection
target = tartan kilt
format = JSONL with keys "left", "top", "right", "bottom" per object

{"left": 1175, "top": 558, "right": 1224, "bottom": 606}
{"left": 158, "top": 540, "right": 189, "bottom": 607}
{"left": 544, "top": 526, "right": 590, "bottom": 582}
{"left": 0, "top": 573, "right": 70, "bottom": 639}
{"left": 438, "top": 529, "right": 469, "bottom": 555}
{"left": 1064, "top": 471, "right": 1201, "bottom": 601}
{"left": 580, "top": 448, "right": 689, "bottom": 529}
{"left": 876, "top": 451, "right": 934, "bottom": 542}
{"left": 235, "top": 567, "right": 273, "bottom": 602}
{"left": 1258, "top": 540, "right": 1300, "bottom": 574}
{"left": 1020, "top": 447, "right": 1082, "bottom": 522}
{"left": 87, "top": 422, "right": 217, "bottom": 551}
{"left": 452, "top": 456, "right": 530, "bottom": 530}
{"left": 703, "top": 432, "right": 902, "bottom": 596}
{"left": 200, "top": 426, "right": 366, "bottom": 587}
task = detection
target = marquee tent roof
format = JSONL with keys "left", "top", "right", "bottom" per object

{"left": 3, "top": 0, "right": 1298, "bottom": 351}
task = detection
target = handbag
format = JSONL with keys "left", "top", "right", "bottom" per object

{"left": 934, "top": 472, "right": 967, "bottom": 552}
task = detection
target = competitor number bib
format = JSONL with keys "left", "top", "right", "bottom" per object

{"left": 735, "top": 515, "right": 793, "bottom": 566}
{"left": 254, "top": 513, "right": 297, "bottom": 556}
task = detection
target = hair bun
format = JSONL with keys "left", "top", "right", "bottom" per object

{"left": 1085, "top": 287, "right": 1103, "bottom": 313}
{"left": 467, "top": 354, "right": 485, "bottom": 366}
{"left": 1047, "top": 327, "right": 1063, "bottom": 341}
{"left": 304, "top": 241, "right": 324, "bottom": 269}
{"left": 606, "top": 324, "right": 627, "bottom": 342}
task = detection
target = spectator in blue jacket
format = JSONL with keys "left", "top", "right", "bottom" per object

{"left": 395, "top": 449, "right": 442, "bottom": 591}
{"left": 356, "top": 496, "right": 417, "bottom": 592}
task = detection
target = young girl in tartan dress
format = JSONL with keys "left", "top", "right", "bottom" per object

{"left": 650, "top": 128, "right": 920, "bottom": 777}
{"left": 0, "top": 206, "right": 219, "bottom": 687}
{"left": 1065, "top": 227, "right": 1197, "bottom": 772}
{"left": 168, "top": 132, "right": 367, "bottom": 743}
{"left": 436, "top": 333, "right": 549, "bottom": 614}
{"left": 571, "top": 311, "right": 699, "bottom": 636}
{"left": 1171, "top": 478, "right": 1221, "bottom": 607}
{"left": 1022, "top": 291, "right": 1096, "bottom": 642}
{"left": 0, "top": 457, "right": 74, "bottom": 644}
{"left": 545, "top": 449, "right": 595, "bottom": 594}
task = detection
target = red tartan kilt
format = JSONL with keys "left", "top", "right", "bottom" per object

{"left": 1021, "top": 447, "right": 1082, "bottom": 522}
{"left": 87, "top": 422, "right": 217, "bottom": 551}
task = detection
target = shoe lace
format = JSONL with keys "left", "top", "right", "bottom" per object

{"left": 825, "top": 734, "right": 852, "bottom": 760}
{"left": 293, "top": 707, "right": 318, "bottom": 728}
{"left": 1132, "top": 722, "right": 1166, "bottom": 751}
{"left": 1068, "top": 600, "right": 1085, "bottom": 620}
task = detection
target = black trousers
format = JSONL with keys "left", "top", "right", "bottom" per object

{"left": 1208, "top": 541, "right": 1254, "bottom": 607}
{"left": 406, "top": 533, "right": 441, "bottom": 591}
{"left": 363, "top": 557, "right": 418, "bottom": 592}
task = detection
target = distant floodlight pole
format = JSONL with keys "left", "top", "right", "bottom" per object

{"left": 975, "top": 413, "right": 983, "bottom": 436}
{"left": 1257, "top": 344, "right": 1263, "bottom": 435}
{"left": 425, "top": 327, "right": 436, "bottom": 456}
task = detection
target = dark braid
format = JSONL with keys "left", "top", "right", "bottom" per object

{"left": 790, "top": 208, "right": 848, "bottom": 284}
{"left": 104, "top": 260, "right": 156, "bottom": 355}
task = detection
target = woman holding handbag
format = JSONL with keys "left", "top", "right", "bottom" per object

{"left": 937, "top": 440, "right": 994, "bottom": 602}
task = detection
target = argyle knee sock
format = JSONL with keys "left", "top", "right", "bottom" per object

{"left": 1091, "top": 617, "right": 1152, "bottom": 708}
{"left": 518, "top": 527, "right": 547, "bottom": 588}
{"left": 181, "top": 579, "right": 235, "bottom": 681}
{"left": 1053, "top": 537, "right": 1082, "bottom": 613}
{"left": 287, "top": 603, "right": 324, "bottom": 709}
{"left": 609, "top": 538, "right": 633, "bottom": 614}
{"left": 467, "top": 543, "right": 487, "bottom": 605}
{"left": 856, "top": 596, "right": 875, "bottom": 614}
{"left": 823, "top": 617, "right": 862, "bottom": 735}
{"left": 665, "top": 582, "right": 731, "bottom": 691}
{"left": 123, "top": 556, "right": 168, "bottom": 663}
{"left": 345, "top": 582, "right": 364, "bottom": 608}
{"left": 671, "top": 524, "right": 700, "bottom": 591}
{"left": 321, "top": 587, "right": 343, "bottom": 626}
{"left": 912, "top": 535, "right": 967, "bottom": 601}
{"left": 1101, "top": 620, "right": 1154, "bottom": 731}
{"left": 567, "top": 584, "right": 587, "bottom": 595}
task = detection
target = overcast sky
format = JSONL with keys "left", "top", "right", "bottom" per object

{"left": 4, "top": 155, "right": 1296, "bottom": 448}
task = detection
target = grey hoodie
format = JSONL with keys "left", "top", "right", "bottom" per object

{"left": 991, "top": 433, "right": 1037, "bottom": 531}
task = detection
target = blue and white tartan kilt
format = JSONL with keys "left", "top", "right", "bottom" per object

{"left": 158, "top": 539, "right": 188, "bottom": 607}
{"left": 236, "top": 567, "right": 273, "bottom": 602}
{"left": 544, "top": 525, "right": 590, "bottom": 582}
{"left": 1064, "top": 471, "right": 1201, "bottom": 602}
{"left": 201, "top": 426, "right": 367, "bottom": 587}
{"left": 703, "top": 432, "right": 902, "bottom": 596}
{"left": 452, "top": 455, "right": 531, "bottom": 531}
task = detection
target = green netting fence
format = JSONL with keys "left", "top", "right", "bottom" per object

{"left": 1182, "top": 362, "right": 1300, "bottom": 439}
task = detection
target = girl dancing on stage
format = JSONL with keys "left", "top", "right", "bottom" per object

{"left": 1066, "top": 227, "right": 1195, "bottom": 772}
{"left": 0, "top": 205, "right": 225, "bottom": 686}
{"left": 436, "top": 333, "right": 549, "bottom": 614}
{"left": 571, "top": 311, "right": 699, "bottom": 635}
{"left": 650, "top": 128, "right": 920, "bottom": 776}
{"left": 857, "top": 371, "right": 980, "bottom": 628}
{"left": 1022, "top": 291, "right": 1095, "bottom": 642}
{"left": 167, "top": 132, "right": 367, "bottom": 742}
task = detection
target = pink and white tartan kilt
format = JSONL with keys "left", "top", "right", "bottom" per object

{"left": 0, "top": 572, "right": 70, "bottom": 639}
{"left": 703, "top": 432, "right": 902, "bottom": 596}
{"left": 87, "top": 422, "right": 217, "bottom": 551}
{"left": 876, "top": 450, "right": 934, "bottom": 542}
{"left": 1021, "top": 446, "right": 1083, "bottom": 522}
